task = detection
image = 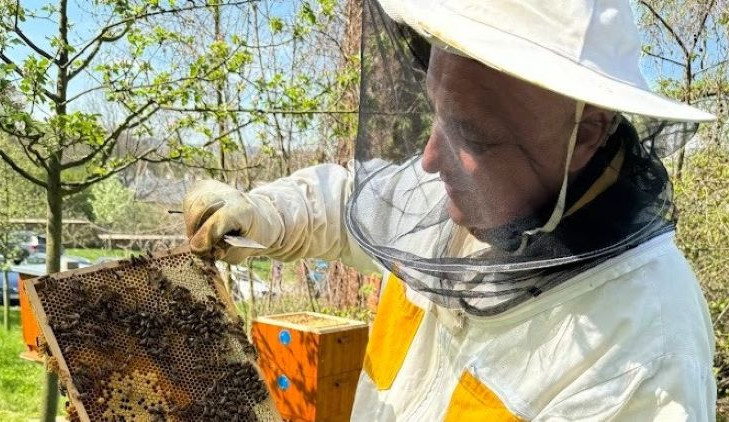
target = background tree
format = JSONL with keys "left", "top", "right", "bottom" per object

{"left": 637, "top": 0, "right": 729, "bottom": 412}
{"left": 0, "top": 0, "right": 360, "bottom": 418}
{"left": 0, "top": 1, "right": 265, "bottom": 419}
{"left": 637, "top": 0, "right": 729, "bottom": 177}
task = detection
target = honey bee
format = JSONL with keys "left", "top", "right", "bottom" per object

{"left": 37, "top": 276, "right": 58, "bottom": 293}
{"left": 147, "top": 268, "right": 170, "bottom": 291}
{"left": 67, "top": 276, "right": 86, "bottom": 297}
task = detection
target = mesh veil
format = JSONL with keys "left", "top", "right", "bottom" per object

{"left": 346, "top": 0, "right": 699, "bottom": 316}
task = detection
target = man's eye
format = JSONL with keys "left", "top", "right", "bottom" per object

{"left": 463, "top": 139, "right": 495, "bottom": 155}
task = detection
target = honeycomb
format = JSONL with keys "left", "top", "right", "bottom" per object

{"left": 25, "top": 248, "right": 280, "bottom": 422}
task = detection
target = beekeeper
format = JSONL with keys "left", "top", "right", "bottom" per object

{"left": 183, "top": 0, "right": 717, "bottom": 419}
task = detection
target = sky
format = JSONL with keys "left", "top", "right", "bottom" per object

{"left": 8, "top": 0, "right": 725, "bottom": 127}
{"left": 9, "top": 0, "right": 669, "bottom": 99}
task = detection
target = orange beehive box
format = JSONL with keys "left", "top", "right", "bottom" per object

{"left": 18, "top": 271, "right": 44, "bottom": 360}
{"left": 252, "top": 312, "right": 368, "bottom": 422}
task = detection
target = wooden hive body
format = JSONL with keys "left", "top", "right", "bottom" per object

{"left": 18, "top": 272, "right": 44, "bottom": 360}
{"left": 252, "top": 312, "right": 368, "bottom": 422}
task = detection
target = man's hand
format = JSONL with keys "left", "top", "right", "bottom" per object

{"left": 183, "top": 180, "right": 279, "bottom": 263}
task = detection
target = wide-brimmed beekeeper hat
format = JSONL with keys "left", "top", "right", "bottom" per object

{"left": 378, "top": 0, "right": 715, "bottom": 122}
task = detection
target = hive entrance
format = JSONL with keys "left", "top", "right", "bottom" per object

{"left": 25, "top": 248, "right": 278, "bottom": 421}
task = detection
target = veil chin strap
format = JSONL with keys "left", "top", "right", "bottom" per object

{"left": 517, "top": 101, "right": 585, "bottom": 253}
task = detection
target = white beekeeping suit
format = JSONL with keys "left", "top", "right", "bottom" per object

{"left": 184, "top": 0, "right": 717, "bottom": 420}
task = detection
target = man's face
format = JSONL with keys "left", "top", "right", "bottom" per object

{"left": 422, "top": 48, "right": 578, "bottom": 233}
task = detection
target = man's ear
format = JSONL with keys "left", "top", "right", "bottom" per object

{"left": 570, "top": 105, "right": 617, "bottom": 172}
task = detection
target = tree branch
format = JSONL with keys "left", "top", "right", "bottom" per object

{"left": 9, "top": 26, "right": 55, "bottom": 61}
{"left": 638, "top": 1, "right": 690, "bottom": 59}
{"left": 200, "top": 118, "right": 255, "bottom": 148}
{"left": 0, "top": 148, "right": 47, "bottom": 189}
{"left": 61, "top": 150, "right": 153, "bottom": 195}
{"left": 66, "top": 33, "right": 267, "bottom": 105}
{"left": 140, "top": 155, "right": 262, "bottom": 173}
{"left": 161, "top": 105, "right": 357, "bottom": 115}
{"left": 691, "top": 0, "right": 718, "bottom": 52}
{"left": 0, "top": 112, "right": 47, "bottom": 171}
{"left": 0, "top": 123, "right": 48, "bottom": 170}
{"left": 59, "top": 100, "right": 159, "bottom": 170}
{"left": 694, "top": 59, "right": 729, "bottom": 77}
{"left": 0, "top": 52, "right": 61, "bottom": 103}
{"left": 74, "top": 0, "right": 257, "bottom": 54}
{"left": 642, "top": 50, "right": 686, "bottom": 68}
{"left": 67, "top": 23, "right": 131, "bottom": 80}
{"left": 64, "top": 74, "right": 221, "bottom": 105}
{"left": 19, "top": 143, "right": 48, "bottom": 171}
{"left": 5, "top": 0, "right": 54, "bottom": 62}
{"left": 97, "top": 106, "right": 161, "bottom": 167}
{"left": 0, "top": 118, "right": 42, "bottom": 142}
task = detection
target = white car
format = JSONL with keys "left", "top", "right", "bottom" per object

{"left": 22, "top": 253, "right": 92, "bottom": 269}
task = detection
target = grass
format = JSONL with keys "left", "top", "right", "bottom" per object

{"left": 249, "top": 257, "right": 272, "bottom": 279}
{"left": 65, "top": 248, "right": 131, "bottom": 262}
{"left": 0, "top": 309, "right": 66, "bottom": 421}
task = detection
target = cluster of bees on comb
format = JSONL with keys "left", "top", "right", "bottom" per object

{"left": 29, "top": 249, "right": 278, "bottom": 422}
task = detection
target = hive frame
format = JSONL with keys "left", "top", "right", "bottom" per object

{"left": 24, "top": 246, "right": 279, "bottom": 422}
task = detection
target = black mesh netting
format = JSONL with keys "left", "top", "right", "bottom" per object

{"left": 345, "top": 0, "right": 699, "bottom": 316}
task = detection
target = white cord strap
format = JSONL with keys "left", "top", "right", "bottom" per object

{"left": 517, "top": 101, "right": 585, "bottom": 253}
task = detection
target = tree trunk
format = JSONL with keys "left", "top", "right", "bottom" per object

{"left": 211, "top": 0, "right": 228, "bottom": 182}
{"left": 41, "top": 158, "right": 62, "bottom": 421}
{"left": 41, "top": 0, "right": 70, "bottom": 415}
{"left": 2, "top": 270, "right": 8, "bottom": 330}
{"left": 674, "top": 147, "right": 687, "bottom": 181}
{"left": 674, "top": 61, "right": 694, "bottom": 182}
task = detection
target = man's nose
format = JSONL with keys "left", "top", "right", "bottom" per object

{"left": 422, "top": 124, "right": 446, "bottom": 174}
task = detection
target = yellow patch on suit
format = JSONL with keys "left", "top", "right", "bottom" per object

{"left": 444, "top": 371, "right": 521, "bottom": 421}
{"left": 363, "top": 274, "right": 424, "bottom": 390}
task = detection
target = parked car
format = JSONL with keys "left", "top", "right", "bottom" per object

{"left": 21, "top": 252, "right": 91, "bottom": 269}
{"left": 4, "top": 231, "right": 46, "bottom": 264}
{"left": 22, "top": 252, "right": 46, "bottom": 265}
{"left": 63, "top": 255, "right": 92, "bottom": 267}
{"left": 0, "top": 271, "right": 20, "bottom": 306}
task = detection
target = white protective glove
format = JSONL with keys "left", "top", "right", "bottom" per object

{"left": 183, "top": 165, "right": 380, "bottom": 273}
{"left": 183, "top": 180, "right": 283, "bottom": 264}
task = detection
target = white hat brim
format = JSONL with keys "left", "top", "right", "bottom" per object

{"left": 410, "top": 6, "right": 715, "bottom": 122}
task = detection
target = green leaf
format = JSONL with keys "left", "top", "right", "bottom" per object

{"left": 301, "top": 2, "right": 316, "bottom": 25}
{"left": 269, "top": 17, "right": 284, "bottom": 34}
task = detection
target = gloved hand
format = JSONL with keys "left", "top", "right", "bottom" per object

{"left": 183, "top": 180, "right": 283, "bottom": 263}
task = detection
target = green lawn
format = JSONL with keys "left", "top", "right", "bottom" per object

{"left": 65, "top": 248, "right": 131, "bottom": 262}
{"left": 249, "top": 257, "right": 272, "bottom": 279}
{"left": 0, "top": 309, "right": 66, "bottom": 421}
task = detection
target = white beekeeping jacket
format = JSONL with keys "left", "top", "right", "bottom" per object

{"left": 244, "top": 162, "right": 715, "bottom": 421}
